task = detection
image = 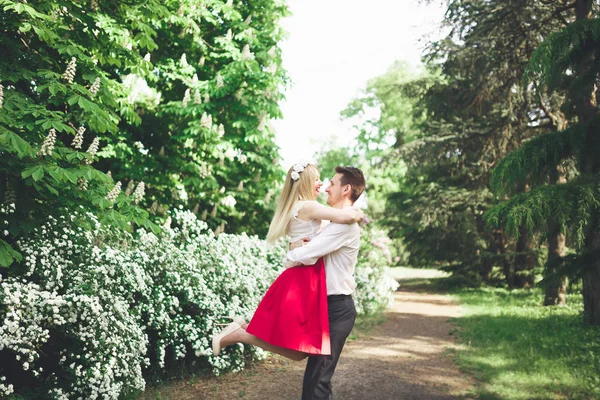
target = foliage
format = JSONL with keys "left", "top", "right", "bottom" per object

{"left": 451, "top": 287, "right": 600, "bottom": 399}
{"left": 0, "top": 0, "right": 289, "bottom": 268}
{"left": 353, "top": 224, "right": 399, "bottom": 315}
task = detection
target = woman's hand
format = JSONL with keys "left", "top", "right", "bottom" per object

{"left": 289, "top": 237, "right": 310, "bottom": 250}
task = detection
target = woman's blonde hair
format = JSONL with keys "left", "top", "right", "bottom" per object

{"left": 266, "top": 163, "right": 319, "bottom": 243}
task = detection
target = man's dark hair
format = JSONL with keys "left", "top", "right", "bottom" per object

{"left": 335, "top": 166, "right": 366, "bottom": 202}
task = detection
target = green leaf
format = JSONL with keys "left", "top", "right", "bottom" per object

{"left": 22, "top": 165, "right": 42, "bottom": 179}
{"left": 0, "top": 131, "right": 34, "bottom": 158}
{"left": 32, "top": 167, "right": 45, "bottom": 181}
{"left": 0, "top": 240, "right": 22, "bottom": 268}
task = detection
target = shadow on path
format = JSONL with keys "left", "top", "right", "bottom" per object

{"left": 140, "top": 286, "right": 475, "bottom": 400}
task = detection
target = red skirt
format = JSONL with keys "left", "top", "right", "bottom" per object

{"left": 246, "top": 258, "right": 331, "bottom": 355}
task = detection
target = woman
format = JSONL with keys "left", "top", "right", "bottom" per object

{"left": 212, "top": 161, "right": 363, "bottom": 360}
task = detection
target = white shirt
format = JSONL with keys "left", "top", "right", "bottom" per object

{"left": 284, "top": 222, "right": 360, "bottom": 295}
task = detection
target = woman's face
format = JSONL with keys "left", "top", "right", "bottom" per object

{"left": 313, "top": 172, "right": 323, "bottom": 197}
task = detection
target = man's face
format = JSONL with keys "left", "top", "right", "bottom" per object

{"left": 325, "top": 173, "right": 348, "bottom": 206}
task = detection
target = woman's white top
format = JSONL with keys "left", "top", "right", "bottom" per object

{"left": 287, "top": 201, "right": 321, "bottom": 243}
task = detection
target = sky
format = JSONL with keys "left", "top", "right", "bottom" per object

{"left": 271, "top": 0, "right": 447, "bottom": 168}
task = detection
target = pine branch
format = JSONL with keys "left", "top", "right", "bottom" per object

{"left": 485, "top": 175, "right": 600, "bottom": 246}
{"left": 524, "top": 16, "right": 600, "bottom": 88}
{"left": 490, "top": 119, "right": 597, "bottom": 195}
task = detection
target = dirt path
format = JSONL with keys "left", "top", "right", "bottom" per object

{"left": 143, "top": 286, "right": 474, "bottom": 399}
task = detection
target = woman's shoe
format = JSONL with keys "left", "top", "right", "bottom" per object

{"left": 216, "top": 315, "right": 246, "bottom": 327}
{"left": 212, "top": 322, "right": 241, "bottom": 357}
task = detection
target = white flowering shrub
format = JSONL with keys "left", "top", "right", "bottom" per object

{"left": 354, "top": 225, "right": 399, "bottom": 315}
{"left": 0, "top": 208, "right": 284, "bottom": 399}
{"left": 0, "top": 207, "right": 395, "bottom": 398}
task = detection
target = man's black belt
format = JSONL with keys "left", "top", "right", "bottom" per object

{"left": 327, "top": 294, "right": 352, "bottom": 301}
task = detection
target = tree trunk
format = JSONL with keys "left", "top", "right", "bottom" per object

{"left": 514, "top": 228, "right": 536, "bottom": 288}
{"left": 513, "top": 183, "right": 536, "bottom": 289}
{"left": 575, "top": 0, "right": 600, "bottom": 325}
{"left": 544, "top": 216, "right": 567, "bottom": 305}
{"left": 583, "top": 219, "right": 600, "bottom": 325}
{"left": 544, "top": 167, "right": 567, "bottom": 306}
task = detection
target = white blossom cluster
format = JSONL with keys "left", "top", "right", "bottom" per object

{"left": 200, "top": 112, "right": 213, "bottom": 129}
{"left": 0, "top": 203, "right": 15, "bottom": 237}
{"left": 352, "top": 226, "right": 399, "bottom": 315}
{"left": 38, "top": 128, "right": 57, "bottom": 156}
{"left": 0, "top": 208, "right": 288, "bottom": 397}
{"left": 72, "top": 126, "right": 85, "bottom": 149}
{"left": 86, "top": 137, "right": 100, "bottom": 164}
{"left": 105, "top": 182, "right": 122, "bottom": 202}
{"left": 220, "top": 195, "right": 236, "bottom": 208}
{"left": 89, "top": 77, "right": 101, "bottom": 97}
{"left": 241, "top": 44, "right": 254, "bottom": 61}
{"left": 194, "top": 89, "right": 202, "bottom": 105}
{"left": 0, "top": 83, "right": 4, "bottom": 108}
{"left": 182, "top": 88, "right": 191, "bottom": 106}
{"left": 132, "top": 181, "right": 145, "bottom": 204}
{"left": 62, "top": 57, "right": 77, "bottom": 84}
{"left": 216, "top": 74, "right": 224, "bottom": 89}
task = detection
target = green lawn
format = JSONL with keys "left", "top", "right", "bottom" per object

{"left": 449, "top": 287, "right": 600, "bottom": 400}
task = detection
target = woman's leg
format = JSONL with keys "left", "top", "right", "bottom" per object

{"left": 220, "top": 327, "right": 308, "bottom": 361}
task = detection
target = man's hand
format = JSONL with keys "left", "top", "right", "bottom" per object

{"left": 354, "top": 208, "right": 365, "bottom": 223}
{"left": 289, "top": 237, "right": 310, "bottom": 250}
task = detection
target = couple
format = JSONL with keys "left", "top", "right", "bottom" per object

{"left": 212, "top": 162, "right": 366, "bottom": 399}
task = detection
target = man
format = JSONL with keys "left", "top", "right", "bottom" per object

{"left": 285, "top": 166, "right": 366, "bottom": 400}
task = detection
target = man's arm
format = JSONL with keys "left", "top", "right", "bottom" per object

{"left": 284, "top": 223, "right": 352, "bottom": 268}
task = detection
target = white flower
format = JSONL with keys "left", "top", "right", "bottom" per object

{"left": 182, "top": 88, "right": 191, "bottom": 106}
{"left": 257, "top": 115, "right": 267, "bottom": 131}
{"left": 265, "top": 64, "right": 277, "bottom": 74}
{"left": 217, "top": 124, "right": 225, "bottom": 138}
{"left": 220, "top": 195, "right": 236, "bottom": 208}
{"left": 216, "top": 74, "right": 224, "bottom": 89}
{"left": 225, "top": 29, "right": 233, "bottom": 41}
{"left": 200, "top": 113, "right": 212, "bottom": 129}
{"left": 268, "top": 46, "right": 277, "bottom": 58}
{"left": 241, "top": 44, "right": 254, "bottom": 61}
{"left": 72, "top": 126, "right": 85, "bottom": 149}
{"left": 180, "top": 53, "right": 188, "bottom": 66}
{"left": 194, "top": 89, "right": 202, "bottom": 105}
{"left": 78, "top": 178, "right": 88, "bottom": 191}
{"left": 291, "top": 171, "right": 300, "bottom": 181}
{"left": 293, "top": 162, "right": 306, "bottom": 173}
{"left": 224, "top": 148, "right": 237, "bottom": 160}
{"left": 204, "top": 92, "right": 210, "bottom": 103}
{"left": 86, "top": 137, "right": 100, "bottom": 163}
{"left": 62, "top": 57, "right": 77, "bottom": 84}
{"left": 244, "top": 15, "right": 252, "bottom": 24}
{"left": 89, "top": 77, "right": 101, "bottom": 97}
{"left": 144, "top": 53, "right": 151, "bottom": 62}
{"left": 0, "top": 84, "right": 4, "bottom": 108}
{"left": 236, "top": 153, "right": 247, "bottom": 164}
{"left": 38, "top": 128, "right": 57, "bottom": 156}
{"left": 199, "top": 56, "right": 205, "bottom": 66}
{"left": 106, "top": 182, "right": 122, "bottom": 202}
{"left": 132, "top": 182, "right": 145, "bottom": 204}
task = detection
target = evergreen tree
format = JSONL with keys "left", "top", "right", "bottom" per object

{"left": 488, "top": 0, "right": 600, "bottom": 323}
{"left": 385, "top": 0, "right": 567, "bottom": 284}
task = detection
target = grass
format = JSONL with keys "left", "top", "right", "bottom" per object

{"left": 447, "top": 286, "right": 600, "bottom": 400}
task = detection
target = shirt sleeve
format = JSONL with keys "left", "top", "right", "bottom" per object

{"left": 284, "top": 223, "right": 351, "bottom": 268}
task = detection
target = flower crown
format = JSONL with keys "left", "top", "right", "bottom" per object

{"left": 290, "top": 161, "right": 308, "bottom": 181}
